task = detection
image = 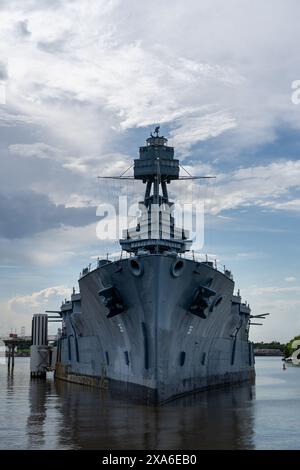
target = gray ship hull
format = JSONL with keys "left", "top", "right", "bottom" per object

{"left": 55, "top": 254, "right": 255, "bottom": 404}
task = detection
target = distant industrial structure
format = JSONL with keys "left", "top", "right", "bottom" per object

{"left": 0, "top": 332, "right": 57, "bottom": 372}
{"left": 254, "top": 348, "right": 283, "bottom": 356}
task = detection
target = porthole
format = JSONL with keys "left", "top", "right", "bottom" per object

{"left": 171, "top": 259, "right": 185, "bottom": 278}
{"left": 129, "top": 258, "right": 143, "bottom": 277}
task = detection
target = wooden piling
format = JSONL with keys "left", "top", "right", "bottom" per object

{"left": 7, "top": 343, "right": 16, "bottom": 372}
{"left": 7, "top": 345, "right": 11, "bottom": 369}
{"left": 11, "top": 344, "right": 15, "bottom": 370}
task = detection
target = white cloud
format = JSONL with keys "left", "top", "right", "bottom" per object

{"left": 241, "top": 282, "right": 300, "bottom": 342}
{"left": 251, "top": 286, "right": 300, "bottom": 294}
{"left": 0, "top": 221, "right": 119, "bottom": 270}
{"left": 207, "top": 160, "right": 300, "bottom": 214}
{"left": 269, "top": 199, "right": 300, "bottom": 213}
{"left": 170, "top": 110, "right": 237, "bottom": 153}
{"left": 9, "top": 143, "right": 300, "bottom": 218}
{"left": 1, "top": 0, "right": 300, "bottom": 213}
{"left": 285, "top": 276, "right": 297, "bottom": 283}
{"left": 0, "top": 109, "right": 33, "bottom": 127}
{"left": 8, "top": 285, "right": 71, "bottom": 315}
{"left": 1, "top": 0, "right": 299, "bottom": 151}
{"left": 0, "top": 285, "right": 71, "bottom": 336}
{"left": 9, "top": 142, "right": 64, "bottom": 160}
{"left": 248, "top": 296, "right": 300, "bottom": 343}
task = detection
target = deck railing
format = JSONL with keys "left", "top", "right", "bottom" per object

{"left": 79, "top": 251, "right": 229, "bottom": 278}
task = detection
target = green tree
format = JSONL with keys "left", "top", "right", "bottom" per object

{"left": 284, "top": 335, "right": 300, "bottom": 358}
{"left": 253, "top": 341, "right": 285, "bottom": 351}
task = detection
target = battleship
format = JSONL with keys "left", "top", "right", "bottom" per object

{"left": 53, "top": 128, "right": 256, "bottom": 404}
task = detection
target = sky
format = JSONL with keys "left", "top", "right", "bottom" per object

{"left": 0, "top": 0, "right": 300, "bottom": 342}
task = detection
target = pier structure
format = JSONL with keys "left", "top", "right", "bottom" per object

{"left": 1, "top": 336, "right": 31, "bottom": 371}
{"left": 30, "top": 313, "right": 61, "bottom": 378}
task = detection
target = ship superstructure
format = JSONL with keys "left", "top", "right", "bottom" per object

{"left": 54, "top": 129, "right": 255, "bottom": 404}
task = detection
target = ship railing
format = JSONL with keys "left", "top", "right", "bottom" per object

{"left": 184, "top": 253, "right": 233, "bottom": 279}
{"left": 79, "top": 250, "right": 229, "bottom": 278}
{"left": 181, "top": 251, "right": 217, "bottom": 265}
{"left": 79, "top": 251, "right": 132, "bottom": 278}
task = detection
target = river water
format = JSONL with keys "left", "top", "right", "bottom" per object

{"left": 0, "top": 357, "right": 299, "bottom": 450}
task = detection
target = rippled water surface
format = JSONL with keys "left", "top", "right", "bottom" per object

{"left": 0, "top": 357, "right": 299, "bottom": 449}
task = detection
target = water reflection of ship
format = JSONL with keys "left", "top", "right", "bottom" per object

{"left": 54, "top": 380, "right": 255, "bottom": 450}
{"left": 26, "top": 379, "right": 56, "bottom": 449}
